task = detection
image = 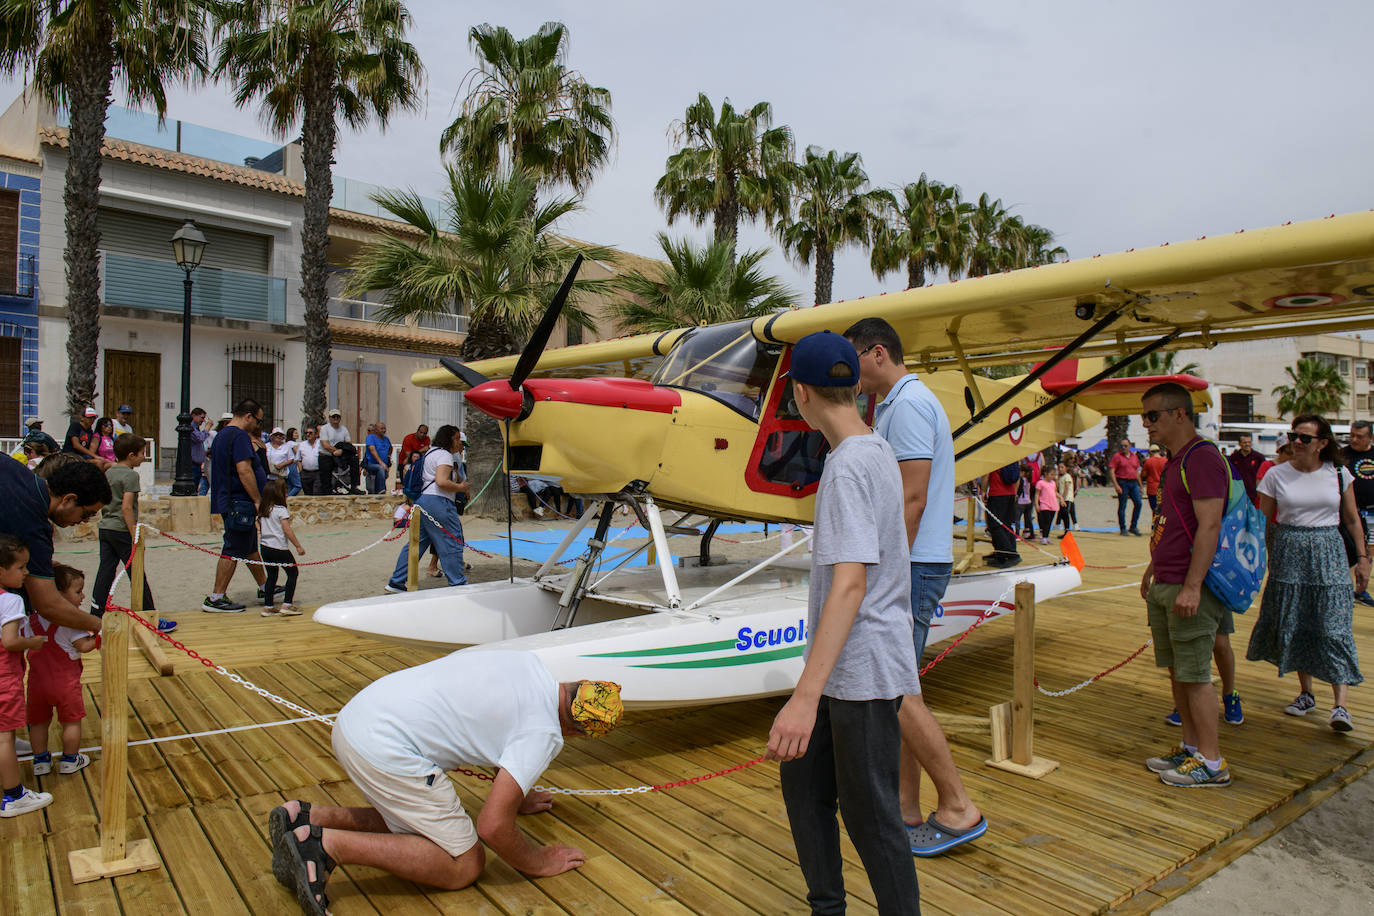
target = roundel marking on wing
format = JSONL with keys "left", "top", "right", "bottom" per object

{"left": 1008, "top": 407, "right": 1024, "bottom": 445}
{"left": 1264, "top": 292, "right": 1346, "bottom": 310}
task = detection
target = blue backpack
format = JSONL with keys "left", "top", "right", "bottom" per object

{"left": 1169, "top": 439, "right": 1267, "bottom": 612}
{"left": 402, "top": 449, "right": 431, "bottom": 502}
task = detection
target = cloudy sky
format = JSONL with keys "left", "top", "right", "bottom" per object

{"left": 5, "top": 0, "right": 1372, "bottom": 304}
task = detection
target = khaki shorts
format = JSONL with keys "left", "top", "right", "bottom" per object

{"left": 331, "top": 727, "right": 478, "bottom": 857}
{"left": 1146, "top": 581, "right": 1225, "bottom": 683}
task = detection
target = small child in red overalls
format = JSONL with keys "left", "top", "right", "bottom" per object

{"left": 26, "top": 564, "right": 97, "bottom": 777}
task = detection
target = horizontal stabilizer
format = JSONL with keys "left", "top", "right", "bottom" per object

{"left": 1037, "top": 359, "right": 1210, "bottom": 416}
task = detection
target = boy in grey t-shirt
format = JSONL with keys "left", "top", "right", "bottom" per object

{"left": 766, "top": 331, "right": 920, "bottom": 914}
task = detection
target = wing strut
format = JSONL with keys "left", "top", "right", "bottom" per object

{"left": 954, "top": 327, "right": 1181, "bottom": 461}
{"left": 952, "top": 305, "right": 1124, "bottom": 439}
{"left": 946, "top": 319, "right": 985, "bottom": 415}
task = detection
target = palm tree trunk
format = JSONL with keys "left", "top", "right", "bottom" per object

{"left": 714, "top": 171, "right": 739, "bottom": 265}
{"left": 906, "top": 255, "right": 926, "bottom": 291}
{"left": 299, "top": 55, "right": 337, "bottom": 429}
{"left": 1105, "top": 415, "right": 1129, "bottom": 453}
{"left": 461, "top": 314, "right": 518, "bottom": 516}
{"left": 62, "top": 16, "right": 116, "bottom": 418}
{"left": 814, "top": 242, "right": 834, "bottom": 305}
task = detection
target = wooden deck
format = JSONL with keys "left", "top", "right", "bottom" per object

{"left": 4, "top": 531, "right": 1372, "bottom": 914}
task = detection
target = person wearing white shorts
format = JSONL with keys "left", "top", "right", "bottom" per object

{"left": 267, "top": 650, "right": 623, "bottom": 915}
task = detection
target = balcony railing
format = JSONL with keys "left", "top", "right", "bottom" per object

{"left": 328, "top": 296, "right": 467, "bottom": 334}
{"left": 101, "top": 251, "right": 287, "bottom": 324}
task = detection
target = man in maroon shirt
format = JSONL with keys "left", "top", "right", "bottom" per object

{"left": 1139, "top": 382, "right": 1231, "bottom": 788}
{"left": 1227, "top": 434, "right": 1265, "bottom": 507}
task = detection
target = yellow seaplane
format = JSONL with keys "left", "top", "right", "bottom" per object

{"left": 315, "top": 210, "right": 1374, "bottom": 707}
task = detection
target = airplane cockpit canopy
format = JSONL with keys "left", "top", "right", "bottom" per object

{"left": 650, "top": 319, "right": 782, "bottom": 421}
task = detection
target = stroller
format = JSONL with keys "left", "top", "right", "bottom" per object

{"left": 328, "top": 442, "right": 358, "bottom": 494}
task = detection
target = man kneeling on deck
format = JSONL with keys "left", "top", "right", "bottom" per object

{"left": 270, "top": 649, "right": 623, "bottom": 915}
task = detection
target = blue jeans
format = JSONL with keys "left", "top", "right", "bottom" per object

{"left": 910, "top": 562, "right": 953, "bottom": 663}
{"left": 1118, "top": 479, "right": 1143, "bottom": 532}
{"left": 287, "top": 463, "right": 302, "bottom": 497}
{"left": 363, "top": 462, "right": 386, "bottom": 494}
{"left": 388, "top": 494, "right": 467, "bottom": 588}
{"left": 780, "top": 696, "right": 920, "bottom": 915}
{"left": 194, "top": 463, "right": 208, "bottom": 496}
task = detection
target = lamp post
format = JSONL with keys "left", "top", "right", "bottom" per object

{"left": 170, "top": 220, "right": 207, "bottom": 497}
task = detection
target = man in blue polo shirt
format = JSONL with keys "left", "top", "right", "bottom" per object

{"left": 846, "top": 317, "right": 988, "bottom": 857}
{"left": 203, "top": 399, "right": 270, "bottom": 613}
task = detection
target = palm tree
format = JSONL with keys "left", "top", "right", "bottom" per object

{"left": 0, "top": 0, "right": 208, "bottom": 417}
{"left": 609, "top": 233, "right": 793, "bottom": 334}
{"left": 964, "top": 193, "right": 1010, "bottom": 278}
{"left": 1272, "top": 358, "right": 1350, "bottom": 418}
{"left": 869, "top": 174, "right": 961, "bottom": 290}
{"left": 342, "top": 165, "right": 611, "bottom": 514}
{"left": 654, "top": 94, "right": 793, "bottom": 263}
{"left": 212, "top": 0, "right": 423, "bottom": 427}
{"left": 776, "top": 146, "right": 885, "bottom": 305}
{"left": 440, "top": 21, "right": 613, "bottom": 209}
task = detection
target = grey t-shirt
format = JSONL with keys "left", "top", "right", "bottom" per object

{"left": 98, "top": 464, "right": 139, "bottom": 533}
{"left": 319, "top": 422, "right": 352, "bottom": 447}
{"left": 807, "top": 432, "right": 921, "bottom": 700}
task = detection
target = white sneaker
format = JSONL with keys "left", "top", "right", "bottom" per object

{"left": 534, "top": 507, "right": 546, "bottom": 518}
{"left": 383, "top": 584, "right": 404, "bottom": 594}
{"left": 1330, "top": 706, "right": 1354, "bottom": 732}
{"left": 0, "top": 786, "right": 53, "bottom": 817}
{"left": 277, "top": 604, "right": 302, "bottom": 617}
{"left": 58, "top": 753, "right": 91, "bottom": 775}
{"left": 31, "top": 756, "right": 51, "bottom": 776}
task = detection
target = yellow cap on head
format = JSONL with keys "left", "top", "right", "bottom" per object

{"left": 570, "top": 680, "right": 623, "bottom": 738}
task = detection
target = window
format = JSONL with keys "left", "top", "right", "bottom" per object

{"left": 1358, "top": 362, "right": 1368, "bottom": 379}
{"left": 1340, "top": 358, "right": 1351, "bottom": 376}
{"left": 1219, "top": 392, "right": 1253, "bottom": 424}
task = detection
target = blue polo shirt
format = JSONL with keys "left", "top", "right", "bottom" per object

{"left": 873, "top": 372, "right": 955, "bottom": 564}
{"left": 364, "top": 433, "right": 392, "bottom": 467}
{"left": 209, "top": 426, "right": 266, "bottom": 514}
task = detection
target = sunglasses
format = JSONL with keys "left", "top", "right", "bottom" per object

{"left": 1139, "top": 407, "right": 1182, "bottom": 423}
{"left": 856, "top": 344, "right": 877, "bottom": 359}
{"left": 1290, "top": 432, "right": 1321, "bottom": 444}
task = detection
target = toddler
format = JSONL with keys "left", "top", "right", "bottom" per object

{"left": 0, "top": 534, "right": 52, "bottom": 816}
{"left": 258, "top": 478, "right": 304, "bottom": 617}
{"left": 27, "top": 564, "right": 97, "bottom": 776}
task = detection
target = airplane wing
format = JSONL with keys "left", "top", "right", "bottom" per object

{"left": 413, "top": 209, "right": 1374, "bottom": 388}
{"left": 748, "top": 210, "right": 1374, "bottom": 368}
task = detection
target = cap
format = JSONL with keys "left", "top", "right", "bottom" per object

{"left": 327, "top": 407, "right": 341, "bottom": 417}
{"left": 270, "top": 427, "right": 285, "bottom": 436}
{"left": 24, "top": 416, "right": 40, "bottom": 427}
{"left": 117, "top": 404, "right": 132, "bottom": 413}
{"left": 83, "top": 407, "right": 97, "bottom": 417}
{"left": 569, "top": 681, "right": 624, "bottom": 738}
{"left": 220, "top": 411, "right": 234, "bottom": 421}
{"left": 785, "top": 331, "right": 859, "bottom": 387}
{"left": 1275, "top": 432, "right": 1290, "bottom": 449}
{"left": 1148, "top": 444, "right": 1160, "bottom": 452}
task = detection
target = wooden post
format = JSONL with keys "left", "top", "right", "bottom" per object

{"left": 986, "top": 580, "right": 1058, "bottom": 778}
{"left": 956, "top": 495, "right": 977, "bottom": 572}
{"left": 406, "top": 505, "right": 421, "bottom": 591}
{"left": 128, "top": 530, "right": 172, "bottom": 676}
{"left": 69, "top": 538, "right": 161, "bottom": 882}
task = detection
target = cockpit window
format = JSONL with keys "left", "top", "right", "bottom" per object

{"left": 650, "top": 320, "right": 780, "bottom": 421}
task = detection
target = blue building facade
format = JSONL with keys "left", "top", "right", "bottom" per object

{"left": 0, "top": 169, "right": 39, "bottom": 434}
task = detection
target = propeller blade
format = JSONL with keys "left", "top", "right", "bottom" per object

{"left": 439, "top": 357, "right": 490, "bottom": 389}
{"left": 508, "top": 254, "right": 584, "bottom": 391}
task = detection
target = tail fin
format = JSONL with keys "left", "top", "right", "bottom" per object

{"left": 1036, "top": 358, "right": 1210, "bottom": 416}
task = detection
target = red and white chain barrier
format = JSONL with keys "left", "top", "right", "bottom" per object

{"left": 974, "top": 494, "right": 1150, "bottom": 571}
{"left": 1033, "top": 640, "right": 1154, "bottom": 697}
{"left": 142, "top": 516, "right": 410, "bottom": 569}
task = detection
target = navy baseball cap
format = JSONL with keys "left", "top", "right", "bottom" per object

{"left": 786, "top": 331, "right": 859, "bottom": 387}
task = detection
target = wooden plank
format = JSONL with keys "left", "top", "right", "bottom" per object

{"left": 98, "top": 585, "right": 131, "bottom": 862}
{"left": 146, "top": 805, "right": 252, "bottom": 914}
{"left": 0, "top": 834, "right": 56, "bottom": 915}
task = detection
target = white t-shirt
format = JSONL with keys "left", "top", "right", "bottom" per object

{"left": 421, "top": 448, "right": 456, "bottom": 501}
{"left": 319, "top": 422, "right": 351, "bottom": 448}
{"left": 334, "top": 649, "right": 563, "bottom": 793}
{"left": 0, "top": 590, "right": 24, "bottom": 630}
{"left": 260, "top": 505, "right": 291, "bottom": 550}
{"left": 266, "top": 442, "right": 295, "bottom": 477}
{"left": 112, "top": 419, "right": 134, "bottom": 436}
{"left": 298, "top": 440, "right": 320, "bottom": 471}
{"left": 1257, "top": 460, "right": 1352, "bottom": 527}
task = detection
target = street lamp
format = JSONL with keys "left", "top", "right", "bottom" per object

{"left": 170, "top": 219, "right": 207, "bottom": 497}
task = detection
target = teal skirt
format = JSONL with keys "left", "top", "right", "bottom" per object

{"left": 1245, "top": 524, "right": 1362, "bottom": 686}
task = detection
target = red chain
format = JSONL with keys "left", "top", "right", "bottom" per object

{"left": 110, "top": 602, "right": 217, "bottom": 668}
{"left": 650, "top": 756, "right": 763, "bottom": 790}
{"left": 920, "top": 614, "right": 991, "bottom": 676}
{"left": 153, "top": 523, "right": 408, "bottom": 567}
{"left": 1033, "top": 640, "right": 1153, "bottom": 690}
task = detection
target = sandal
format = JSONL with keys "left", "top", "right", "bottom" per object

{"left": 269, "top": 801, "right": 310, "bottom": 886}
{"left": 282, "top": 824, "right": 335, "bottom": 916}
{"left": 906, "top": 813, "right": 988, "bottom": 857}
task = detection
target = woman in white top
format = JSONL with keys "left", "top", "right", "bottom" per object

{"left": 298, "top": 427, "right": 323, "bottom": 496}
{"left": 385, "top": 425, "right": 471, "bottom": 590}
{"left": 1246, "top": 414, "right": 1368, "bottom": 732}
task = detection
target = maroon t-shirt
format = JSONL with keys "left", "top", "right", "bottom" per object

{"left": 1149, "top": 436, "right": 1230, "bottom": 584}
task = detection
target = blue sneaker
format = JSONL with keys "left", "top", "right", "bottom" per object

{"left": 1223, "top": 691, "right": 1243, "bottom": 725}
{"left": 1164, "top": 708, "right": 1182, "bottom": 726}
{"left": 156, "top": 617, "right": 179, "bottom": 634}
{"left": 1355, "top": 590, "right": 1374, "bottom": 607}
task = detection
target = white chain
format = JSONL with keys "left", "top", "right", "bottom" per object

{"left": 212, "top": 666, "right": 336, "bottom": 726}
{"left": 534, "top": 784, "right": 654, "bottom": 796}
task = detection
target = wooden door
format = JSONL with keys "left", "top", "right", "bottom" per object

{"left": 336, "top": 368, "right": 379, "bottom": 439}
{"left": 0, "top": 336, "right": 19, "bottom": 435}
{"left": 104, "top": 349, "right": 160, "bottom": 449}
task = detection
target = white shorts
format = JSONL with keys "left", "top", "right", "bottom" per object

{"left": 331, "top": 726, "right": 479, "bottom": 857}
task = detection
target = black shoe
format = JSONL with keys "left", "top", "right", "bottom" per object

{"left": 998, "top": 555, "right": 1023, "bottom": 569}
{"left": 348, "top": 488, "right": 365, "bottom": 496}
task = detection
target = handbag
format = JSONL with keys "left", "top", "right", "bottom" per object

{"left": 1338, "top": 467, "right": 1361, "bottom": 567}
{"left": 225, "top": 496, "right": 257, "bottom": 533}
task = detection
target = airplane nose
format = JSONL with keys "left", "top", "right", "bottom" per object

{"left": 465, "top": 381, "right": 525, "bottom": 419}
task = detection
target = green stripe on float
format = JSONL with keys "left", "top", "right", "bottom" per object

{"left": 583, "top": 638, "right": 738, "bottom": 658}
{"left": 629, "top": 645, "right": 805, "bottom": 669}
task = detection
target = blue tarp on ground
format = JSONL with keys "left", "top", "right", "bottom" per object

{"left": 466, "top": 521, "right": 775, "bottom": 567}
